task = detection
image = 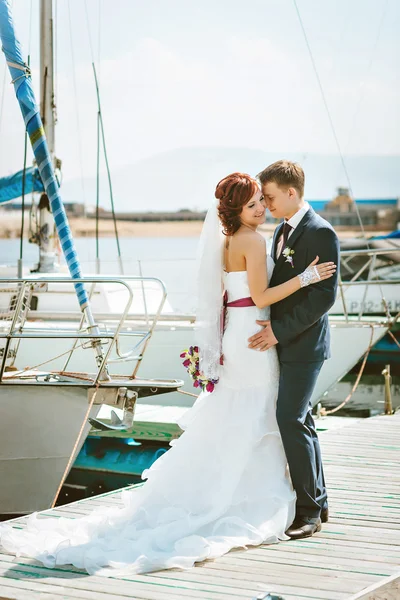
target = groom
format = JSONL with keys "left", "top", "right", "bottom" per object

{"left": 249, "top": 160, "right": 340, "bottom": 539}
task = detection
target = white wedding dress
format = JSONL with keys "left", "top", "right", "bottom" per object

{"left": 0, "top": 255, "right": 295, "bottom": 576}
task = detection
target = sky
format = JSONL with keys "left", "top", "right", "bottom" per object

{"left": 0, "top": 0, "right": 399, "bottom": 210}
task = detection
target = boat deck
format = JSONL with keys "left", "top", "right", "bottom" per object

{"left": 0, "top": 412, "right": 399, "bottom": 600}
{"left": 90, "top": 404, "right": 368, "bottom": 441}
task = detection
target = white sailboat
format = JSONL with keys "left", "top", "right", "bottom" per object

{"left": 0, "top": 0, "right": 183, "bottom": 518}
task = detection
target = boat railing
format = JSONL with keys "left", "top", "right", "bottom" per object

{"left": 0, "top": 275, "right": 167, "bottom": 383}
{"left": 1, "top": 246, "right": 399, "bottom": 331}
{"left": 337, "top": 247, "right": 400, "bottom": 321}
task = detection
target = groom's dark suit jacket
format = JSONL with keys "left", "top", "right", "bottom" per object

{"left": 269, "top": 207, "right": 340, "bottom": 362}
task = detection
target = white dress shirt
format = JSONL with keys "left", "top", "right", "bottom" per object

{"left": 276, "top": 202, "right": 310, "bottom": 258}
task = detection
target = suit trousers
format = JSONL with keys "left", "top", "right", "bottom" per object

{"left": 276, "top": 360, "right": 327, "bottom": 518}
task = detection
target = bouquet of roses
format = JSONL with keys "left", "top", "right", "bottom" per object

{"left": 180, "top": 346, "right": 219, "bottom": 393}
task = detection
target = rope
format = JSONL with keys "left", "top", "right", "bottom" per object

{"left": 387, "top": 329, "right": 400, "bottom": 351}
{"left": 5, "top": 60, "right": 30, "bottom": 72}
{"left": 51, "top": 382, "right": 100, "bottom": 508}
{"left": 319, "top": 325, "right": 375, "bottom": 416}
{"left": 4, "top": 341, "right": 89, "bottom": 377}
{"left": 58, "top": 370, "right": 96, "bottom": 382}
{"left": 9, "top": 70, "right": 30, "bottom": 84}
{"left": 177, "top": 389, "right": 198, "bottom": 398}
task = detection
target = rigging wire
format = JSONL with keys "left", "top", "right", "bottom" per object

{"left": 84, "top": 0, "right": 102, "bottom": 268}
{"left": 293, "top": 0, "right": 390, "bottom": 316}
{"left": 97, "top": 0, "right": 101, "bottom": 86}
{"left": 292, "top": 0, "right": 370, "bottom": 245}
{"left": 0, "top": 65, "right": 6, "bottom": 141}
{"left": 0, "top": 0, "right": 16, "bottom": 133}
{"left": 67, "top": 0, "right": 87, "bottom": 214}
{"left": 19, "top": 91, "right": 29, "bottom": 263}
{"left": 54, "top": 0, "right": 58, "bottom": 107}
{"left": 84, "top": 0, "right": 122, "bottom": 271}
{"left": 342, "top": 0, "right": 389, "bottom": 154}
{"left": 96, "top": 110, "right": 100, "bottom": 270}
{"left": 84, "top": 0, "right": 95, "bottom": 64}
{"left": 27, "top": 0, "right": 33, "bottom": 56}
{"left": 322, "top": 0, "right": 389, "bottom": 214}
{"left": 0, "top": 1, "right": 18, "bottom": 167}
{"left": 328, "top": 0, "right": 389, "bottom": 188}
{"left": 92, "top": 62, "right": 123, "bottom": 269}
{"left": 18, "top": 0, "right": 33, "bottom": 274}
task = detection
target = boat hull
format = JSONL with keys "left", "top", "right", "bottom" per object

{"left": 10, "top": 319, "right": 388, "bottom": 408}
{"left": 0, "top": 384, "right": 99, "bottom": 516}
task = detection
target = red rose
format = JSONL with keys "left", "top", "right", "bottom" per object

{"left": 206, "top": 382, "right": 215, "bottom": 393}
{"left": 180, "top": 352, "right": 186, "bottom": 358}
{"left": 183, "top": 359, "right": 191, "bottom": 367}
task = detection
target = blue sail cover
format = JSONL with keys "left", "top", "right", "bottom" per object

{"left": 372, "top": 230, "right": 400, "bottom": 240}
{"left": 0, "top": 166, "right": 44, "bottom": 203}
{"left": 0, "top": 0, "right": 88, "bottom": 308}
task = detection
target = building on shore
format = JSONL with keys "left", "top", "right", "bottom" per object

{"left": 87, "top": 208, "right": 208, "bottom": 222}
{"left": 3, "top": 191, "right": 399, "bottom": 232}
{"left": 2, "top": 201, "right": 86, "bottom": 217}
{"left": 314, "top": 188, "right": 399, "bottom": 230}
{"left": 263, "top": 188, "right": 399, "bottom": 231}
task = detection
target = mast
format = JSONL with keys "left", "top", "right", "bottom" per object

{"left": 37, "top": 0, "right": 58, "bottom": 273}
{"left": 0, "top": 0, "right": 109, "bottom": 379}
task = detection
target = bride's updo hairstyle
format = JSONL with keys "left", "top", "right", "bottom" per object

{"left": 216, "top": 172, "right": 259, "bottom": 236}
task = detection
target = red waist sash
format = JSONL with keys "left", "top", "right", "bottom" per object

{"left": 221, "top": 290, "right": 255, "bottom": 333}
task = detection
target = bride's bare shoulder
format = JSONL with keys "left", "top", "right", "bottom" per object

{"left": 233, "top": 230, "right": 266, "bottom": 251}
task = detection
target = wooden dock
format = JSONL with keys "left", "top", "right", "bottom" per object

{"left": 0, "top": 412, "right": 399, "bottom": 600}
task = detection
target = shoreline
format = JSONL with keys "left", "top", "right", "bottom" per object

{"left": 0, "top": 215, "right": 391, "bottom": 240}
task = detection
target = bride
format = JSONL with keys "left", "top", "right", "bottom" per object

{"left": 0, "top": 173, "right": 335, "bottom": 576}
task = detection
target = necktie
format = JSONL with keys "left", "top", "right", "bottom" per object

{"left": 276, "top": 221, "right": 293, "bottom": 259}
{"left": 282, "top": 221, "right": 293, "bottom": 247}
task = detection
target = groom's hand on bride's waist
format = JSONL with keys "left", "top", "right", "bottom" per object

{"left": 248, "top": 320, "right": 278, "bottom": 351}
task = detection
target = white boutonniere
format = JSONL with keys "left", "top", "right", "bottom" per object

{"left": 282, "top": 246, "right": 295, "bottom": 268}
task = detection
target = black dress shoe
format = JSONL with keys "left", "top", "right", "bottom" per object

{"left": 321, "top": 507, "right": 329, "bottom": 523}
{"left": 286, "top": 516, "right": 321, "bottom": 539}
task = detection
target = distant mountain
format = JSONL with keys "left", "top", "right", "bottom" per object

{"left": 61, "top": 147, "right": 400, "bottom": 212}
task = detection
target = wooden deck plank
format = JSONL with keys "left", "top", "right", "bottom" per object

{"left": 1, "top": 412, "right": 399, "bottom": 599}
{"left": 0, "top": 584, "right": 59, "bottom": 600}
{"left": 220, "top": 547, "right": 398, "bottom": 576}
{"left": 0, "top": 554, "right": 346, "bottom": 600}
{"left": 262, "top": 541, "right": 400, "bottom": 562}
{"left": 0, "top": 563, "right": 240, "bottom": 600}
{"left": 200, "top": 558, "right": 381, "bottom": 584}
{"left": 348, "top": 571, "right": 400, "bottom": 600}
{"left": 150, "top": 570, "right": 351, "bottom": 598}
{"left": 0, "top": 553, "right": 350, "bottom": 599}
{"left": 160, "top": 562, "right": 368, "bottom": 591}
